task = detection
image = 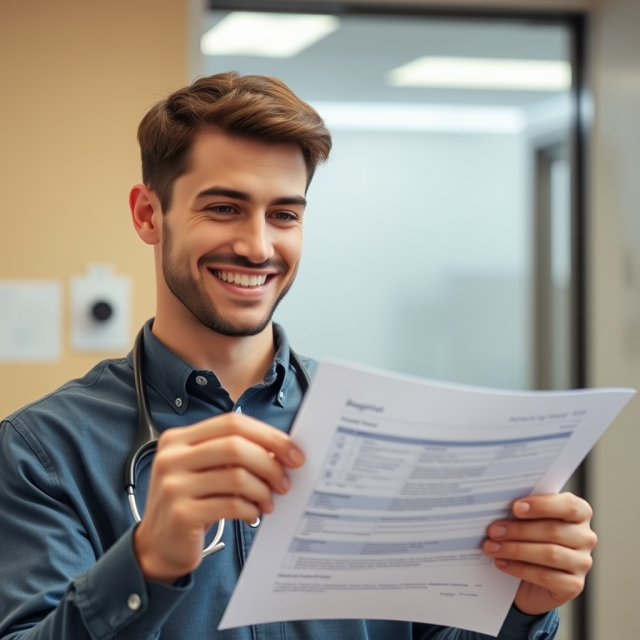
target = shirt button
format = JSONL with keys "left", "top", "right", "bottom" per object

{"left": 235, "top": 406, "right": 242, "bottom": 413}
{"left": 195, "top": 375, "right": 207, "bottom": 386}
{"left": 278, "top": 391, "right": 284, "bottom": 401}
{"left": 175, "top": 398, "right": 183, "bottom": 408}
{"left": 127, "top": 593, "right": 141, "bottom": 611}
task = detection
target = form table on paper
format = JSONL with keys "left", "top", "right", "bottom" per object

{"left": 220, "top": 360, "right": 634, "bottom": 635}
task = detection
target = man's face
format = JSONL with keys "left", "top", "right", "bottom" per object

{"left": 159, "top": 132, "right": 308, "bottom": 337}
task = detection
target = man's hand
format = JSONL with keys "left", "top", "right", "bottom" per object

{"left": 482, "top": 492, "right": 597, "bottom": 615}
{"left": 133, "top": 412, "right": 305, "bottom": 584}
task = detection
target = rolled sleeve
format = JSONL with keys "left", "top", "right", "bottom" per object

{"left": 0, "top": 418, "right": 191, "bottom": 640}
{"left": 498, "top": 607, "right": 559, "bottom": 640}
{"left": 73, "top": 528, "right": 192, "bottom": 640}
{"left": 415, "top": 607, "right": 559, "bottom": 640}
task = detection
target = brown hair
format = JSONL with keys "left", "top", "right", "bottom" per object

{"left": 137, "top": 72, "right": 332, "bottom": 212}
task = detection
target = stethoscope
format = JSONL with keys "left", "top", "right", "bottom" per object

{"left": 124, "top": 326, "right": 311, "bottom": 558}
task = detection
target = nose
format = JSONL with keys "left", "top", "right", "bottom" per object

{"left": 231, "top": 215, "right": 274, "bottom": 264}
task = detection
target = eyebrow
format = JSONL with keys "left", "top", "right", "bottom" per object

{"left": 195, "top": 186, "right": 307, "bottom": 207}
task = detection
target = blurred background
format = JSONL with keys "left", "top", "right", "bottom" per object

{"left": 0, "top": 0, "right": 638, "bottom": 638}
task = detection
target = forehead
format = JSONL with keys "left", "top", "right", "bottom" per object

{"left": 185, "top": 131, "right": 308, "bottom": 189}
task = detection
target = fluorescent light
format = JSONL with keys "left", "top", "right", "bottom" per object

{"left": 201, "top": 12, "right": 339, "bottom": 57}
{"left": 310, "top": 102, "right": 526, "bottom": 134}
{"left": 388, "top": 57, "right": 572, "bottom": 91}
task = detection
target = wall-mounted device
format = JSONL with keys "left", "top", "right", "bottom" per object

{"left": 70, "top": 264, "right": 131, "bottom": 352}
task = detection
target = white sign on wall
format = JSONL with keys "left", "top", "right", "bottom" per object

{"left": 0, "top": 280, "right": 62, "bottom": 362}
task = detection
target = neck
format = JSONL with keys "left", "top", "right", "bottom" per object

{"left": 152, "top": 310, "right": 276, "bottom": 403}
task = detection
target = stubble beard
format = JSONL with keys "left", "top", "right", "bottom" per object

{"left": 161, "top": 221, "right": 297, "bottom": 337}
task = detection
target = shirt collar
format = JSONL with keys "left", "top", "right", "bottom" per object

{"left": 272, "top": 322, "right": 291, "bottom": 406}
{"left": 126, "top": 319, "right": 294, "bottom": 414}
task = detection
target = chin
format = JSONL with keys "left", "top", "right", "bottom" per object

{"left": 199, "top": 311, "right": 274, "bottom": 338}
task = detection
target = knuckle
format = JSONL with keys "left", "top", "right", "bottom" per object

{"left": 171, "top": 501, "right": 192, "bottom": 526}
{"left": 540, "top": 568, "right": 556, "bottom": 586}
{"left": 157, "top": 429, "right": 177, "bottom": 448}
{"left": 225, "top": 436, "right": 246, "bottom": 460}
{"left": 583, "top": 500, "right": 594, "bottom": 521}
{"left": 586, "top": 530, "right": 598, "bottom": 550}
{"left": 578, "top": 554, "right": 593, "bottom": 574}
{"left": 567, "top": 493, "right": 582, "bottom": 520}
{"left": 568, "top": 575, "right": 585, "bottom": 596}
{"left": 227, "top": 412, "right": 245, "bottom": 432}
{"left": 228, "top": 467, "right": 248, "bottom": 491}
{"left": 544, "top": 545, "right": 562, "bottom": 565}
{"left": 158, "top": 475, "right": 181, "bottom": 500}
{"left": 153, "top": 449, "right": 178, "bottom": 476}
{"left": 226, "top": 497, "right": 253, "bottom": 520}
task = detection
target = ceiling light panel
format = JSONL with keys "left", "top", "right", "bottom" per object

{"left": 201, "top": 12, "right": 340, "bottom": 58}
{"left": 310, "top": 102, "right": 526, "bottom": 134}
{"left": 388, "top": 57, "right": 572, "bottom": 91}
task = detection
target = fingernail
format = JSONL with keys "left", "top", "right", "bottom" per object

{"left": 289, "top": 448, "right": 305, "bottom": 466}
{"left": 491, "top": 525, "right": 507, "bottom": 539}
{"left": 495, "top": 559, "right": 508, "bottom": 567}
{"left": 281, "top": 476, "right": 291, "bottom": 492}
{"left": 486, "top": 541, "right": 501, "bottom": 553}
{"left": 514, "top": 501, "right": 531, "bottom": 516}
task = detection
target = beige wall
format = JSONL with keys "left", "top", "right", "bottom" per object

{"left": 588, "top": 0, "right": 640, "bottom": 636}
{"left": 0, "top": 0, "right": 188, "bottom": 416}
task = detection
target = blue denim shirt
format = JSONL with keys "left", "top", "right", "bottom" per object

{"left": 0, "top": 320, "right": 558, "bottom": 640}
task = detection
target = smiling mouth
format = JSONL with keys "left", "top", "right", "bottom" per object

{"left": 212, "top": 269, "right": 269, "bottom": 288}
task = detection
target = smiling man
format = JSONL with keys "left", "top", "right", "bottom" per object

{"left": 0, "top": 72, "right": 595, "bottom": 640}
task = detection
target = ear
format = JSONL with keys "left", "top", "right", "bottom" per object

{"left": 130, "top": 183, "right": 162, "bottom": 245}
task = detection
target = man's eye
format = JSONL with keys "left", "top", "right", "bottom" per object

{"left": 209, "top": 205, "right": 234, "bottom": 214}
{"left": 272, "top": 211, "right": 297, "bottom": 221}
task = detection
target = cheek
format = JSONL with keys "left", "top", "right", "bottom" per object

{"left": 179, "top": 231, "right": 216, "bottom": 270}
{"left": 281, "top": 232, "right": 303, "bottom": 269}
{"left": 163, "top": 236, "right": 202, "bottom": 281}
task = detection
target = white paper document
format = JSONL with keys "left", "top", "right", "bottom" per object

{"left": 220, "top": 360, "right": 635, "bottom": 635}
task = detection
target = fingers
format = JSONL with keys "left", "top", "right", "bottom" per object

{"left": 158, "top": 467, "right": 281, "bottom": 516}
{"left": 509, "top": 492, "right": 593, "bottom": 524}
{"left": 154, "top": 434, "right": 291, "bottom": 496}
{"left": 484, "top": 492, "right": 596, "bottom": 569}
{"left": 487, "top": 518, "right": 598, "bottom": 551}
{"left": 483, "top": 539, "right": 593, "bottom": 574}
{"left": 162, "top": 412, "right": 305, "bottom": 468}
{"left": 175, "top": 495, "right": 264, "bottom": 527}
{"left": 135, "top": 412, "right": 305, "bottom": 584}
{"left": 481, "top": 492, "right": 596, "bottom": 614}
{"left": 490, "top": 558, "right": 587, "bottom": 604}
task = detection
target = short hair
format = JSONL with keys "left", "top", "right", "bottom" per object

{"left": 137, "top": 72, "right": 332, "bottom": 212}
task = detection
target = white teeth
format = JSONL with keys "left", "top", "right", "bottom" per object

{"left": 214, "top": 270, "right": 267, "bottom": 287}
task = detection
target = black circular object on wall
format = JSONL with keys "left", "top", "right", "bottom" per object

{"left": 91, "top": 301, "right": 113, "bottom": 322}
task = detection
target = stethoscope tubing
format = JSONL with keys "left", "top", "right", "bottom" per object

{"left": 124, "top": 326, "right": 310, "bottom": 558}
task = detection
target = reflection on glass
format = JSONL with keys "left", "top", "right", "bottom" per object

{"left": 200, "top": 10, "right": 573, "bottom": 393}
